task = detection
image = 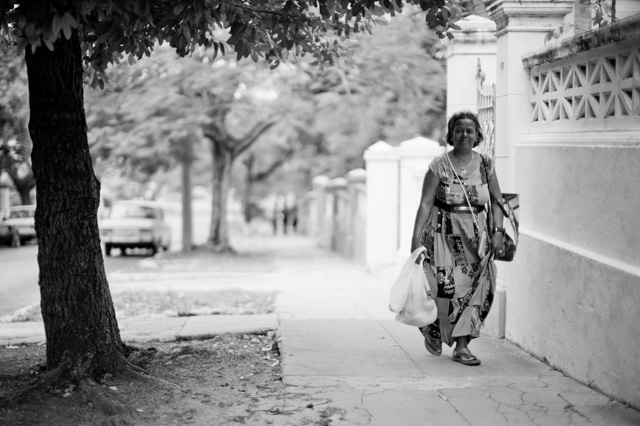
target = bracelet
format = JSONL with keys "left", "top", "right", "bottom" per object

{"left": 494, "top": 227, "right": 505, "bottom": 234}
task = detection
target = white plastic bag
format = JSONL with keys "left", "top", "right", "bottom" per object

{"left": 389, "top": 247, "right": 437, "bottom": 327}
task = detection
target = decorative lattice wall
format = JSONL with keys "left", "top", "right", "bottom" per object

{"left": 529, "top": 44, "right": 640, "bottom": 125}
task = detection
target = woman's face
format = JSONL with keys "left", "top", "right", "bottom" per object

{"left": 451, "top": 118, "right": 477, "bottom": 149}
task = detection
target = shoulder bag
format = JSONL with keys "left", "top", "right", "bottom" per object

{"left": 481, "top": 155, "right": 519, "bottom": 262}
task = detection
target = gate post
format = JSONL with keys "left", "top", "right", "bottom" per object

{"left": 486, "top": 0, "right": 574, "bottom": 192}
{"left": 484, "top": 0, "right": 574, "bottom": 339}
{"left": 363, "top": 141, "right": 399, "bottom": 271}
{"left": 445, "top": 15, "right": 497, "bottom": 118}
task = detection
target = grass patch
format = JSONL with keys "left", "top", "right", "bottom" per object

{"left": 112, "top": 289, "right": 277, "bottom": 318}
{"left": 1, "top": 290, "right": 277, "bottom": 323}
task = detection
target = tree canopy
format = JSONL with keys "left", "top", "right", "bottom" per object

{"left": 2, "top": 0, "right": 462, "bottom": 82}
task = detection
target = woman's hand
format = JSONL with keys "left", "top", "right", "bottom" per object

{"left": 491, "top": 231, "right": 505, "bottom": 257}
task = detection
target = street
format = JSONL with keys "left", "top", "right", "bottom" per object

{"left": 0, "top": 243, "right": 156, "bottom": 318}
{"left": 0, "top": 199, "right": 212, "bottom": 318}
{"left": 0, "top": 244, "right": 40, "bottom": 319}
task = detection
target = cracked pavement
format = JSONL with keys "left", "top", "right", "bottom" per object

{"left": 269, "top": 237, "right": 640, "bottom": 426}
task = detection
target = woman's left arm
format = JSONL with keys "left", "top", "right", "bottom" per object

{"left": 488, "top": 166, "right": 505, "bottom": 254}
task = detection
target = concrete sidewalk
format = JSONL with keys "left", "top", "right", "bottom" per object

{"left": 1, "top": 236, "right": 639, "bottom": 425}
{"left": 267, "top": 238, "right": 640, "bottom": 426}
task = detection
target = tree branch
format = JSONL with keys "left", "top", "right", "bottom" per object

{"left": 203, "top": 120, "right": 235, "bottom": 152}
{"left": 232, "top": 119, "right": 277, "bottom": 158}
{"left": 250, "top": 148, "right": 294, "bottom": 182}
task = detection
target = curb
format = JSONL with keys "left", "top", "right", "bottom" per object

{"left": 0, "top": 314, "right": 279, "bottom": 346}
{"left": 108, "top": 271, "right": 275, "bottom": 283}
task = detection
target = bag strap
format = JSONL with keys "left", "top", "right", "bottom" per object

{"left": 480, "top": 155, "right": 509, "bottom": 217}
{"left": 445, "top": 151, "right": 480, "bottom": 229}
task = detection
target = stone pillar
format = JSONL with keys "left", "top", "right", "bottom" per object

{"left": 486, "top": 0, "right": 574, "bottom": 193}
{"left": 346, "top": 168, "right": 366, "bottom": 260}
{"left": 483, "top": 0, "right": 574, "bottom": 339}
{"left": 397, "top": 137, "right": 444, "bottom": 259}
{"left": 326, "top": 177, "right": 348, "bottom": 254}
{"left": 311, "top": 175, "right": 330, "bottom": 247}
{"left": 445, "top": 14, "right": 497, "bottom": 118}
{"left": 363, "top": 141, "right": 399, "bottom": 271}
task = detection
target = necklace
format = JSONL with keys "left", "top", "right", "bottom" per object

{"left": 450, "top": 152, "right": 475, "bottom": 176}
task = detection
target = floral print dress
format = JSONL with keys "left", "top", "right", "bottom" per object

{"left": 419, "top": 151, "right": 496, "bottom": 347}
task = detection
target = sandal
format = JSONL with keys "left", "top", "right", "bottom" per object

{"left": 424, "top": 334, "right": 442, "bottom": 356}
{"left": 452, "top": 347, "right": 481, "bottom": 366}
{"left": 419, "top": 326, "right": 442, "bottom": 356}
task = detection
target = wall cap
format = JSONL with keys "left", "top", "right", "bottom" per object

{"left": 400, "top": 135, "right": 441, "bottom": 149}
{"left": 346, "top": 168, "right": 367, "bottom": 182}
{"left": 486, "top": 0, "right": 574, "bottom": 33}
{"left": 399, "top": 136, "right": 444, "bottom": 159}
{"left": 522, "top": 14, "right": 640, "bottom": 68}
{"left": 455, "top": 14, "right": 497, "bottom": 33}
{"left": 326, "top": 177, "right": 348, "bottom": 190}
{"left": 363, "top": 140, "right": 400, "bottom": 161}
{"left": 312, "top": 175, "right": 331, "bottom": 188}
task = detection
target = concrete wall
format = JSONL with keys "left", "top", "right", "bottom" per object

{"left": 512, "top": 142, "right": 640, "bottom": 404}
{"left": 363, "top": 141, "right": 400, "bottom": 270}
{"left": 496, "top": 3, "right": 640, "bottom": 407}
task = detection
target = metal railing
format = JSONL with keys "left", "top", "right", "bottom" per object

{"left": 476, "top": 59, "right": 496, "bottom": 160}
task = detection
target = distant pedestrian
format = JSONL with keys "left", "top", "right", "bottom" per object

{"left": 410, "top": 111, "right": 506, "bottom": 366}
{"left": 272, "top": 194, "right": 285, "bottom": 235}
{"left": 282, "top": 192, "right": 297, "bottom": 235}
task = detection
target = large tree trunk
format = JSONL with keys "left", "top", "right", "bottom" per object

{"left": 25, "top": 31, "right": 126, "bottom": 378}
{"left": 208, "top": 141, "right": 233, "bottom": 250}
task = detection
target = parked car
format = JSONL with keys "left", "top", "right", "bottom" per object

{"left": 99, "top": 200, "right": 171, "bottom": 256}
{"left": 0, "top": 205, "right": 37, "bottom": 247}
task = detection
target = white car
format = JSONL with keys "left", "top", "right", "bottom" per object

{"left": 99, "top": 200, "right": 171, "bottom": 256}
{"left": 0, "top": 205, "right": 37, "bottom": 247}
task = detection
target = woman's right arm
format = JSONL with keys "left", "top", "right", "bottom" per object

{"left": 410, "top": 169, "right": 440, "bottom": 252}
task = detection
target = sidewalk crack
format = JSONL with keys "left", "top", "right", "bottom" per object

{"left": 377, "top": 320, "right": 424, "bottom": 371}
{"left": 556, "top": 392, "right": 598, "bottom": 425}
{"left": 437, "top": 390, "right": 472, "bottom": 425}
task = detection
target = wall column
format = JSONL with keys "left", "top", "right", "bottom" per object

{"left": 486, "top": 0, "right": 574, "bottom": 192}
{"left": 311, "top": 175, "right": 330, "bottom": 248}
{"left": 325, "top": 177, "right": 348, "bottom": 254}
{"left": 346, "top": 168, "right": 366, "bottom": 260}
{"left": 445, "top": 14, "right": 497, "bottom": 118}
{"left": 397, "top": 137, "right": 443, "bottom": 259}
{"left": 363, "top": 141, "right": 399, "bottom": 271}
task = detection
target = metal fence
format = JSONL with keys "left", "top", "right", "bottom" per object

{"left": 476, "top": 59, "right": 496, "bottom": 160}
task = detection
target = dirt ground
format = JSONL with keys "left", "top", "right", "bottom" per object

{"left": 0, "top": 333, "right": 335, "bottom": 426}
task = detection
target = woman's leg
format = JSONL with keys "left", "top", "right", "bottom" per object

{"left": 452, "top": 335, "right": 480, "bottom": 365}
{"left": 454, "top": 335, "right": 469, "bottom": 351}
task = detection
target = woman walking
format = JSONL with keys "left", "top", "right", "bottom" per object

{"left": 410, "top": 110, "right": 505, "bottom": 366}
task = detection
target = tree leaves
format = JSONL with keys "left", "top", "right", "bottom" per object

{"left": 1, "top": 0, "right": 464, "bottom": 87}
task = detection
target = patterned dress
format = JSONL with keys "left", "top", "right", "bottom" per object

{"left": 419, "top": 151, "right": 496, "bottom": 346}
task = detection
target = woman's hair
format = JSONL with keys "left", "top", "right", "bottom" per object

{"left": 446, "top": 110, "right": 484, "bottom": 147}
